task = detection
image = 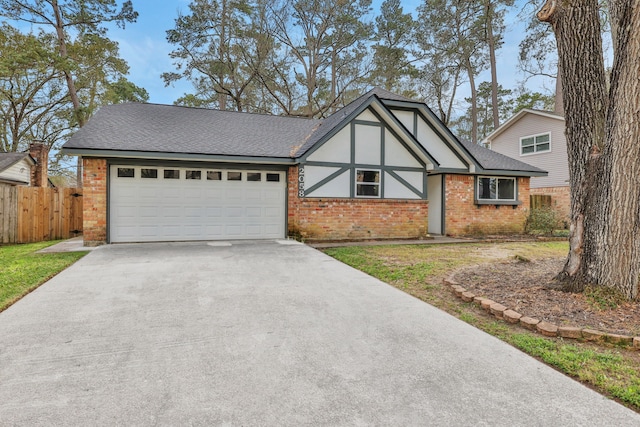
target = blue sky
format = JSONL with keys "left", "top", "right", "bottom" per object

{"left": 108, "top": 0, "right": 553, "bottom": 106}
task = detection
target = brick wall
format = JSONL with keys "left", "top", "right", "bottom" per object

{"left": 287, "top": 166, "right": 429, "bottom": 240}
{"left": 531, "top": 186, "right": 570, "bottom": 221}
{"left": 82, "top": 158, "right": 107, "bottom": 245}
{"left": 444, "top": 174, "right": 530, "bottom": 236}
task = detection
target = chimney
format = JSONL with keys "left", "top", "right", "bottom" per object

{"left": 29, "top": 142, "right": 49, "bottom": 187}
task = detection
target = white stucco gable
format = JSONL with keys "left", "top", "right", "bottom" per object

{"left": 300, "top": 103, "right": 433, "bottom": 200}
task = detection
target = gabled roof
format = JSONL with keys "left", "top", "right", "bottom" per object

{"left": 294, "top": 88, "right": 439, "bottom": 168}
{"left": 372, "top": 97, "right": 547, "bottom": 176}
{"left": 0, "top": 152, "right": 35, "bottom": 172}
{"left": 293, "top": 88, "right": 415, "bottom": 157}
{"left": 61, "top": 89, "right": 546, "bottom": 176}
{"left": 482, "top": 108, "right": 565, "bottom": 144}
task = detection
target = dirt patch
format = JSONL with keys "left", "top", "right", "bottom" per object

{"left": 453, "top": 257, "right": 640, "bottom": 337}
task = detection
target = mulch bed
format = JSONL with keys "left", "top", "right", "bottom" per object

{"left": 453, "top": 257, "right": 640, "bottom": 337}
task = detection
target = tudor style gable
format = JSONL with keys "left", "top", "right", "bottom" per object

{"left": 387, "top": 107, "right": 471, "bottom": 172}
{"left": 299, "top": 107, "right": 429, "bottom": 200}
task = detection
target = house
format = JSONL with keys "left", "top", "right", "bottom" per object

{"left": 62, "top": 88, "right": 546, "bottom": 245}
{"left": 0, "top": 142, "right": 50, "bottom": 187}
{"left": 482, "top": 109, "right": 569, "bottom": 218}
{"left": 0, "top": 152, "right": 35, "bottom": 187}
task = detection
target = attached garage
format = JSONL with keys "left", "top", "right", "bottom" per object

{"left": 109, "top": 165, "right": 286, "bottom": 242}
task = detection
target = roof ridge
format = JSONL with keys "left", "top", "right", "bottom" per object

{"left": 102, "top": 102, "right": 322, "bottom": 122}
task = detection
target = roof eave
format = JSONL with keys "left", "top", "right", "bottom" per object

{"left": 62, "top": 148, "right": 297, "bottom": 165}
{"left": 477, "top": 169, "right": 548, "bottom": 177}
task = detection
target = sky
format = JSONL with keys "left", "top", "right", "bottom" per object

{"left": 105, "top": 0, "right": 553, "bottom": 106}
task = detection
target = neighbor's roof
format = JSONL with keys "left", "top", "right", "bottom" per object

{"left": 0, "top": 152, "right": 35, "bottom": 172}
{"left": 459, "top": 140, "right": 546, "bottom": 174}
{"left": 63, "top": 103, "right": 322, "bottom": 159}
{"left": 482, "top": 108, "right": 565, "bottom": 144}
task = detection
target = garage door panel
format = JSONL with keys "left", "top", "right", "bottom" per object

{"left": 110, "top": 166, "right": 286, "bottom": 242}
{"left": 184, "top": 207, "right": 202, "bottom": 218}
{"left": 162, "top": 206, "right": 182, "bottom": 218}
{"left": 206, "top": 207, "right": 222, "bottom": 217}
{"left": 246, "top": 207, "right": 261, "bottom": 217}
{"left": 225, "top": 224, "right": 243, "bottom": 237}
{"left": 139, "top": 207, "right": 158, "bottom": 218}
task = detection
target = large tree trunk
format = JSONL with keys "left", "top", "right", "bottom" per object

{"left": 538, "top": 0, "right": 640, "bottom": 300}
{"left": 595, "top": 0, "right": 640, "bottom": 299}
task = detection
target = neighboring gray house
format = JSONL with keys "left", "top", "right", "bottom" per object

{"left": 0, "top": 143, "right": 51, "bottom": 188}
{"left": 482, "top": 109, "right": 569, "bottom": 217}
{"left": 0, "top": 152, "right": 36, "bottom": 186}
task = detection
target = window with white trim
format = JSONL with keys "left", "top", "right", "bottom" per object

{"left": 520, "top": 133, "right": 550, "bottom": 155}
{"left": 477, "top": 177, "right": 516, "bottom": 201}
{"left": 356, "top": 169, "right": 380, "bottom": 197}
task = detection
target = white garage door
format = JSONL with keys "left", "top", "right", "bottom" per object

{"left": 109, "top": 165, "right": 286, "bottom": 242}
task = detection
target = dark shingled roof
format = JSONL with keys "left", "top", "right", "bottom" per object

{"left": 64, "top": 103, "right": 322, "bottom": 158}
{"left": 459, "top": 140, "right": 546, "bottom": 173}
{"left": 63, "top": 89, "right": 545, "bottom": 175}
{"left": 0, "top": 152, "right": 32, "bottom": 172}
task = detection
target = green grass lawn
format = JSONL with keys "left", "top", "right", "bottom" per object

{"left": 325, "top": 241, "right": 640, "bottom": 412}
{"left": 0, "top": 241, "right": 88, "bottom": 312}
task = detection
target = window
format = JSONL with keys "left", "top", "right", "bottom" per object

{"left": 207, "top": 171, "right": 222, "bottom": 180}
{"left": 141, "top": 168, "right": 157, "bottom": 179}
{"left": 520, "top": 133, "right": 550, "bottom": 155}
{"left": 186, "top": 170, "right": 201, "bottom": 180}
{"left": 356, "top": 169, "right": 380, "bottom": 197}
{"left": 247, "top": 172, "right": 261, "bottom": 182}
{"left": 117, "top": 168, "right": 134, "bottom": 178}
{"left": 164, "top": 169, "right": 180, "bottom": 179}
{"left": 266, "top": 173, "right": 280, "bottom": 182}
{"left": 477, "top": 177, "right": 516, "bottom": 201}
{"left": 227, "top": 171, "right": 242, "bottom": 181}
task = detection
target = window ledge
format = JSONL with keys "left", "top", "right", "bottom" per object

{"left": 474, "top": 199, "right": 522, "bottom": 206}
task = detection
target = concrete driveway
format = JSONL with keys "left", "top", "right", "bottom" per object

{"left": 0, "top": 240, "right": 638, "bottom": 426}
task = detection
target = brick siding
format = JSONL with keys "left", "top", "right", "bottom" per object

{"left": 287, "top": 166, "right": 429, "bottom": 240}
{"left": 82, "top": 158, "right": 107, "bottom": 245}
{"left": 444, "top": 174, "right": 530, "bottom": 236}
{"left": 531, "top": 186, "right": 570, "bottom": 221}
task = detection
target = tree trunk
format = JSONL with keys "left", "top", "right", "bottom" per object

{"left": 539, "top": 0, "right": 640, "bottom": 300}
{"left": 465, "top": 58, "right": 478, "bottom": 144}
{"left": 485, "top": 1, "right": 500, "bottom": 130}
{"left": 52, "top": 0, "right": 84, "bottom": 187}
{"left": 594, "top": 0, "right": 640, "bottom": 300}
{"left": 554, "top": 63, "right": 564, "bottom": 115}
{"left": 218, "top": 0, "right": 228, "bottom": 111}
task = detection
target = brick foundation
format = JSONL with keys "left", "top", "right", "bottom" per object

{"left": 444, "top": 174, "right": 530, "bottom": 236}
{"left": 82, "top": 158, "right": 107, "bottom": 245}
{"left": 531, "top": 186, "right": 570, "bottom": 221}
{"left": 287, "top": 166, "right": 429, "bottom": 240}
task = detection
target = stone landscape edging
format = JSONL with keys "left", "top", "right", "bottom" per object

{"left": 444, "top": 274, "right": 640, "bottom": 350}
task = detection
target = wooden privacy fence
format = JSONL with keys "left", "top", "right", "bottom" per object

{"left": 530, "top": 194, "right": 553, "bottom": 210}
{"left": 0, "top": 186, "right": 82, "bottom": 244}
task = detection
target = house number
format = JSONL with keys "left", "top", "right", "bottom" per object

{"left": 298, "top": 166, "right": 305, "bottom": 197}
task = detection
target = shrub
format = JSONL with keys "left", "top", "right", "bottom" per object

{"left": 525, "top": 207, "right": 563, "bottom": 235}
